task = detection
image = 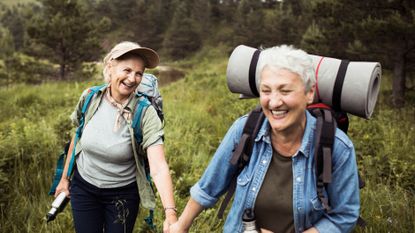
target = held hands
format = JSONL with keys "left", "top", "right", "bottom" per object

{"left": 163, "top": 208, "right": 178, "bottom": 233}
{"left": 169, "top": 219, "right": 188, "bottom": 233}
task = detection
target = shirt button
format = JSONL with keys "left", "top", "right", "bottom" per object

{"left": 296, "top": 177, "right": 302, "bottom": 182}
{"left": 299, "top": 227, "right": 303, "bottom": 232}
{"left": 262, "top": 160, "right": 267, "bottom": 164}
{"left": 298, "top": 207, "right": 303, "bottom": 212}
{"left": 252, "top": 187, "right": 256, "bottom": 192}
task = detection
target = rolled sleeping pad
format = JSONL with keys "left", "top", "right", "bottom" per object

{"left": 226, "top": 45, "right": 382, "bottom": 119}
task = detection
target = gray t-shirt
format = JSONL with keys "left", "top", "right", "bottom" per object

{"left": 75, "top": 98, "right": 163, "bottom": 188}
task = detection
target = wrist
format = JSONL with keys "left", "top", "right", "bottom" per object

{"left": 164, "top": 206, "right": 177, "bottom": 214}
{"left": 165, "top": 210, "right": 177, "bottom": 226}
{"left": 177, "top": 217, "right": 190, "bottom": 231}
{"left": 164, "top": 206, "right": 177, "bottom": 213}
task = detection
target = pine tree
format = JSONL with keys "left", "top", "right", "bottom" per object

{"left": 27, "top": 0, "right": 104, "bottom": 79}
{"left": 0, "top": 26, "right": 14, "bottom": 59}
{"left": 300, "top": 22, "right": 330, "bottom": 55}
{"left": 131, "top": 0, "right": 167, "bottom": 50}
{"left": 311, "top": 0, "right": 415, "bottom": 107}
{"left": 0, "top": 6, "right": 26, "bottom": 51}
{"left": 163, "top": 1, "right": 202, "bottom": 59}
{"left": 233, "top": 0, "right": 266, "bottom": 47}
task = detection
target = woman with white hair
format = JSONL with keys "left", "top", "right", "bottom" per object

{"left": 54, "top": 41, "right": 177, "bottom": 233}
{"left": 170, "top": 45, "right": 360, "bottom": 233}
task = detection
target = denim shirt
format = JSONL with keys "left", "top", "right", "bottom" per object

{"left": 190, "top": 111, "right": 360, "bottom": 233}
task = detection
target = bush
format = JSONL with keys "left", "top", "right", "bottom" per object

{"left": 4, "top": 52, "right": 56, "bottom": 84}
{"left": 69, "top": 62, "right": 100, "bottom": 81}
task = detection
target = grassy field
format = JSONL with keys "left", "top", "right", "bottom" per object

{"left": 0, "top": 45, "right": 414, "bottom": 232}
{"left": 1, "top": 0, "right": 35, "bottom": 7}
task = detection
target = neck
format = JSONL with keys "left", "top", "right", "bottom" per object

{"left": 271, "top": 117, "right": 306, "bottom": 157}
{"left": 109, "top": 88, "right": 128, "bottom": 104}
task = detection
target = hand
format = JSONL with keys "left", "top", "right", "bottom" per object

{"left": 163, "top": 210, "right": 178, "bottom": 233}
{"left": 303, "top": 227, "right": 319, "bottom": 233}
{"left": 169, "top": 220, "right": 188, "bottom": 233}
{"left": 54, "top": 177, "right": 70, "bottom": 198}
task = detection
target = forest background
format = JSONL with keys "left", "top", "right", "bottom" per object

{"left": 0, "top": 0, "right": 414, "bottom": 232}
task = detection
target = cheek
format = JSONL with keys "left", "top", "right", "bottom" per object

{"left": 109, "top": 69, "right": 119, "bottom": 80}
{"left": 259, "top": 96, "right": 268, "bottom": 108}
{"left": 136, "top": 76, "right": 142, "bottom": 84}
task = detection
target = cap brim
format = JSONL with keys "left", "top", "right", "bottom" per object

{"left": 113, "top": 47, "right": 160, "bottom": 69}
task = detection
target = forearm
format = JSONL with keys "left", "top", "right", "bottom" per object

{"left": 61, "top": 137, "right": 75, "bottom": 179}
{"left": 54, "top": 136, "right": 75, "bottom": 197}
{"left": 151, "top": 161, "right": 176, "bottom": 210}
{"left": 147, "top": 144, "right": 177, "bottom": 223}
{"left": 177, "top": 198, "right": 205, "bottom": 231}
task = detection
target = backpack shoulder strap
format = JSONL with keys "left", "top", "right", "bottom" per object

{"left": 81, "top": 85, "right": 103, "bottom": 114}
{"left": 309, "top": 105, "right": 367, "bottom": 227}
{"left": 67, "top": 85, "right": 105, "bottom": 178}
{"left": 48, "top": 142, "right": 70, "bottom": 195}
{"left": 130, "top": 95, "right": 157, "bottom": 230}
{"left": 131, "top": 96, "right": 151, "bottom": 144}
{"left": 310, "top": 107, "right": 336, "bottom": 213}
{"left": 217, "top": 105, "right": 265, "bottom": 219}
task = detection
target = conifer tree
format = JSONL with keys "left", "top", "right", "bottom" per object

{"left": 163, "top": 1, "right": 201, "bottom": 59}
{"left": 233, "top": 0, "right": 266, "bottom": 47}
{"left": 27, "top": 0, "right": 104, "bottom": 79}
{"left": 0, "top": 6, "right": 26, "bottom": 51}
{"left": 0, "top": 27, "right": 14, "bottom": 59}
{"left": 310, "top": 0, "right": 415, "bottom": 107}
{"left": 131, "top": 0, "right": 167, "bottom": 50}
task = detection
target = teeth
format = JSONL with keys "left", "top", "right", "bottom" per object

{"left": 122, "top": 82, "right": 133, "bottom": 87}
{"left": 271, "top": 110, "right": 287, "bottom": 116}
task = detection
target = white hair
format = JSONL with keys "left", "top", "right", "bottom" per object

{"left": 257, "top": 45, "right": 316, "bottom": 92}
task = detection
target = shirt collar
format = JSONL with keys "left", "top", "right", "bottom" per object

{"left": 96, "top": 84, "right": 138, "bottom": 112}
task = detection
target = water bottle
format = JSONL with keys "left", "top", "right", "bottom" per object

{"left": 242, "top": 208, "right": 259, "bottom": 233}
{"left": 46, "top": 191, "right": 69, "bottom": 222}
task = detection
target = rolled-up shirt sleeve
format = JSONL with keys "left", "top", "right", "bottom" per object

{"left": 70, "top": 89, "right": 90, "bottom": 127}
{"left": 141, "top": 106, "right": 164, "bottom": 150}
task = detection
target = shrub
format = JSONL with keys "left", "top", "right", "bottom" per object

{"left": 4, "top": 52, "right": 56, "bottom": 84}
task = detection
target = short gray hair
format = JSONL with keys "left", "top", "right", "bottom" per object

{"left": 257, "top": 45, "right": 316, "bottom": 92}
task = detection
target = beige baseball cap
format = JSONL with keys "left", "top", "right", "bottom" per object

{"left": 105, "top": 41, "right": 160, "bottom": 68}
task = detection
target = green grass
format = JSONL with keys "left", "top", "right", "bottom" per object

{"left": 1, "top": 0, "right": 35, "bottom": 7}
{"left": 0, "top": 45, "right": 414, "bottom": 232}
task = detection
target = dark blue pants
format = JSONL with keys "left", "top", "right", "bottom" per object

{"left": 70, "top": 168, "right": 139, "bottom": 233}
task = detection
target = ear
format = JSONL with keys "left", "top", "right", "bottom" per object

{"left": 107, "top": 60, "right": 113, "bottom": 69}
{"left": 306, "top": 84, "right": 316, "bottom": 104}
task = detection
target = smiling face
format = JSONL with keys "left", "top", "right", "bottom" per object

{"left": 259, "top": 66, "right": 315, "bottom": 136}
{"left": 107, "top": 55, "right": 145, "bottom": 103}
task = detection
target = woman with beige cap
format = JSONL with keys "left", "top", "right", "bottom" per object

{"left": 54, "top": 41, "right": 176, "bottom": 233}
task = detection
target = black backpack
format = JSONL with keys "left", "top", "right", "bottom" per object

{"left": 217, "top": 104, "right": 366, "bottom": 227}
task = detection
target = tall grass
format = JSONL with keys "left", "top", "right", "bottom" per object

{"left": 0, "top": 45, "right": 414, "bottom": 232}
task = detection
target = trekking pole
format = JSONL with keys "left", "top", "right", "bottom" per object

{"left": 46, "top": 191, "right": 69, "bottom": 222}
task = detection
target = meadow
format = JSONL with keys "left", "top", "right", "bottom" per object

{"left": 0, "top": 45, "right": 414, "bottom": 232}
